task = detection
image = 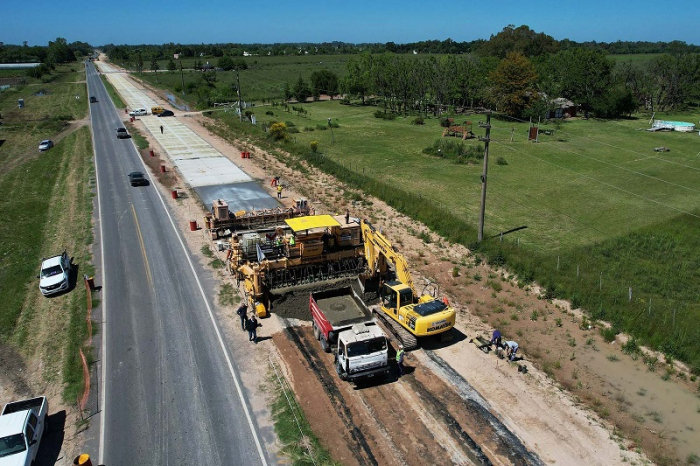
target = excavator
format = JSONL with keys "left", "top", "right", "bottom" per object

{"left": 359, "top": 220, "right": 456, "bottom": 350}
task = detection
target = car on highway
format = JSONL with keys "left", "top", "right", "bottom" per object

{"left": 128, "top": 171, "right": 148, "bottom": 186}
{"left": 38, "top": 140, "right": 54, "bottom": 151}
{"left": 116, "top": 127, "right": 129, "bottom": 139}
{"left": 38, "top": 250, "right": 71, "bottom": 296}
{"left": 90, "top": 96, "right": 98, "bottom": 103}
{"left": 157, "top": 110, "right": 175, "bottom": 117}
{"left": 129, "top": 108, "right": 147, "bottom": 116}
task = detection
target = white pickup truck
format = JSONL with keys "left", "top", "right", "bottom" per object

{"left": 0, "top": 396, "right": 49, "bottom": 466}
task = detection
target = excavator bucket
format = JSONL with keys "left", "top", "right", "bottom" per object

{"left": 358, "top": 273, "right": 380, "bottom": 293}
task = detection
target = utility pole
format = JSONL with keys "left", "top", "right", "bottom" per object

{"left": 179, "top": 61, "right": 185, "bottom": 96}
{"left": 478, "top": 111, "right": 492, "bottom": 242}
{"left": 236, "top": 68, "right": 243, "bottom": 122}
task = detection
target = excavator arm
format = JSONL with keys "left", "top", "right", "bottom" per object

{"left": 360, "top": 220, "right": 416, "bottom": 295}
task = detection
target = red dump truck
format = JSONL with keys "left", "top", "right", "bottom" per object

{"left": 310, "top": 287, "right": 390, "bottom": 382}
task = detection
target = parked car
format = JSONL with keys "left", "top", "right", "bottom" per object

{"left": 89, "top": 96, "right": 98, "bottom": 103}
{"left": 128, "top": 171, "right": 148, "bottom": 186}
{"left": 116, "top": 127, "right": 129, "bottom": 139}
{"left": 38, "top": 250, "right": 71, "bottom": 296}
{"left": 38, "top": 140, "right": 54, "bottom": 151}
{"left": 0, "top": 396, "right": 49, "bottom": 466}
{"left": 157, "top": 110, "right": 175, "bottom": 117}
{"left": 129, "top": 108, "right": 147, "bottom": 116}
{"left": 150, "top": 106, "right": 165, "bottom": 115}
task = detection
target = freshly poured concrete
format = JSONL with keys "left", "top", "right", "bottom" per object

{"left": 96, "top": 61, "right": 278, "bottom": 212}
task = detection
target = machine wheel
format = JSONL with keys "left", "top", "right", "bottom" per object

{"left": 313, "top": 322, "right": 320, "bottom": 340}
{"left": 320, "top": 336, "right": 330, "bottom": 353}
{"left": 336, "top": 362, "right": 348, "bottom": 381}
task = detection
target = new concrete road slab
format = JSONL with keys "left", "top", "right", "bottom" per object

{"left": 95, "top": 61, "right": 278, "bottom": 211}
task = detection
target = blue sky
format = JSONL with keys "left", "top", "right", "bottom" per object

{"left": 2, "top": 0, "right": 698, "bottom": 46}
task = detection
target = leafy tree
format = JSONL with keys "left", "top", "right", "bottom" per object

{"left": 150, "top": 55, "right": 159, "bottom": 72}
{"left": 167, "top": 58, "right": 177, "bottom": 72}
{"left": 547, "top": 48, "right": 613, "bottom": 117}
{"left": 488, "top": 52, "right": 538, "bottom": 116}
{"left": 592, "top": 87, "right": 637, "bottom": 118}
{"left": 343, "top": 54, "right": 370, "bottom": 104}
{"left": 46, "top": 37, "right": 73, "bottom": 65}
{"left": 293, "top": 76, "right": 311, "bottom": 103}
{"left": 310, "top": 69, "right": 339, "bottom": 99}
{"left": 283, "top": 82, "right": 292, "bottom": 102}
{"left": 217, "top": 55, "right": 235, "bottom": 71}
{"left": 479, "top": 25, "right": 558, "bottom": 59}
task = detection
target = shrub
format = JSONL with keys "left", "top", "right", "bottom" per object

{"left": 315, "top": 124, "right": 328, "bottom": 131}
{"left": 265, "top": 110, "right": 274, "bottom": 116}
{"left": 310, "top": 141, "right": 319, "bottom": 153}
{"left": 374, "top": 111, "right": 396, "bottom": 120}
{"left": 288, "top": 126, "right": 299, "bottom": 134}
{"left": 439, "top": 117, "right": 451, "bottom": 127}
{"left": 303, "top": 126, "right": 315, "bottom": 132}
{"left": 422, "top": 139, "right": 484, "bottom": 164}
{"left": 285, "top": 121, "right": 296, "bottom": 127}
{"left": 496, "top": 157, "right": 508, "bottom": 166}
{"left": 600, "top": 327, "right": 617, "bottom": 343}
{"left": 268, "top": 122, "right": 288, "bottom": 141}
{"left": 412, "top": 116, "right": 424, "bottom": 125}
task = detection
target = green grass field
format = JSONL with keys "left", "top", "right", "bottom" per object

{"left": 0, "top": 63, "right": 95, "bottom": 401}
{"left": 204, "top": 97, "right": 700, "bottom": 370}
{"left": 123, "top": 54, "right": 351, "bottom": 103}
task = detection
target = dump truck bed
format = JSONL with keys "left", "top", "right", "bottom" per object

{"left": 311, "top": 287, "right": 373, "bottom": 329}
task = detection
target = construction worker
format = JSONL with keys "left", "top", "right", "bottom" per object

{"left": 396, "top": 345, "right": 405, "bottom": 376}
{"left": 277, "top": 184, "right": 283, "bottom": 199}
{"left": 270, "top": 176, "right": 279, "bottom": 187}
{"left": 490, "top": 329, "right": 502, "bottom": 349}
{"left": 246, "top": 314, "right": 259, "bottom": 343}
{"left": 504, "top": 340, "right": 519, "bottom": 361}
{"left": 236, "top": 303, "right": 248, "bottom": 331}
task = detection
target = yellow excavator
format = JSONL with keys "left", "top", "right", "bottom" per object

{"left": 359, "top": 220, "right": 456, "bottom": 349}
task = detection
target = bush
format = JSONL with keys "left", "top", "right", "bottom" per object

{"left": 374, "top": 111, "right": 396, "bottom": 120}
{"left": 303, "top": 126, "right": 315, "bottom": 132}
{"left": 422, "top": 139, "right": 484, "bottom": 164}
{"left": 288, "top": 127, "right": 299, "bottom": 134}
{"left": 412, "top": 116, "right": 424, "bottom": 125}
{"left": 285, "top": 121, "right": 296, "bottom": 127}
{"left": 600, "top": 327, "right": 617, "bottom": 343}
{"left": 265, "top": 110, "right": 274, "bottom": 116}
{"left": 496, "top": 157, "right": 508, "bottom": 166}
{"left": 439, "top": 117, "right": 451, "bottom": 128}
{"left": 315, "top": 124, "right": 328, "bottom": 131}
{"left": 310, "top": 141, "right": 319, "bottom": 153}
{"left": 268, "top": 122, "right": 288, "bottom": 141}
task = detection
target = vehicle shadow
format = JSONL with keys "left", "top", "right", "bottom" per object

{"left": 36, "top": 410, "right": 65, "bottom": 466}
{"left": 419, "top": 327, "right": 468, "bottom": 351}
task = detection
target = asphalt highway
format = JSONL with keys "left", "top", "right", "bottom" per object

{"left": 86, "top": 62, "right": 268, "bottom": 465}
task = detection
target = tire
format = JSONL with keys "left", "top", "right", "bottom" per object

{"left": 320, "top": 336, "right": 330, "bottom": 353}
{"left": 44, "top": 413, "right": 50, "bottom": 433}
{"left": 313, "top": 322, "right": 320, "bottom": 340}
{"left": 337, "top": 362, "right": 348, "bottom": 381}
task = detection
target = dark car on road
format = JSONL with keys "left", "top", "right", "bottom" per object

{"left": 128, "top": 171, "right": 148, "bottom": 186}
{"left": 116, "top": 127, "right": 129, "bottom": 139}
{"left": 38, "top": 140, "right": 54, "bottom": 151}
{"left": 90, "top": 96, "right": 98, "bottom": 103}
{"left": 157, "top": 110, "right": 175, "bottom": 117}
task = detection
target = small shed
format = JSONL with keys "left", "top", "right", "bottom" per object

{"left": 548, "top": 98, "right": 577, "bottom": 119}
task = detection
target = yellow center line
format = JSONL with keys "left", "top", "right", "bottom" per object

{"left": 131, "top": 204, "right": 153, "bottom": 288}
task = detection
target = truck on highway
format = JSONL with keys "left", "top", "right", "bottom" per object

{"left": 310, "top": 287, "right": 390, "bottom": 383}
{"left": 0, "top": 396, "right": 49, "bottom": 466}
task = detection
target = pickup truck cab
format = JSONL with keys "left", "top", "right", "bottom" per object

{"left": 0, "top": 396, "right": 48, "bottom": 466}
{"left": 38, "top": 250, "right": 71, "bottom": 296}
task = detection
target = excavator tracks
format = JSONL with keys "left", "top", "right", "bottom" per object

{"left": 372, "top": 308, "right": 419, "bottom": 350}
